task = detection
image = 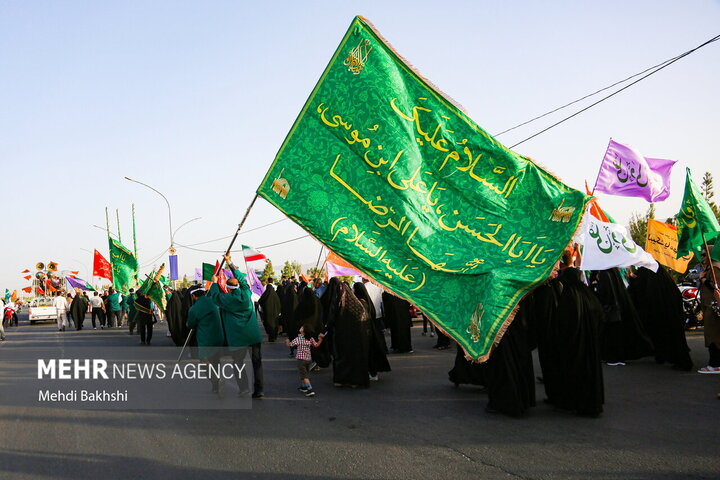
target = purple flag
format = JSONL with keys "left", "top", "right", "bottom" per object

{"left": 194, "top": 268, "right": 202, "bottom": 282}
{"left": 222, "top": 268, "right": 234, "bottom": 279}
{"left": 66, "top": 276, "right": 94, "bottom": 291}
{"left": 247, "top": 268, "right": 265, "bottom": 296}
{"left": 593, "top": 139, "right": 676, "bottom": 202}
{"left": 169, "top": 255, "right": 179, "bottom": 281}
{"left": 327, "top": 261, "right": 362, "bottom": 278}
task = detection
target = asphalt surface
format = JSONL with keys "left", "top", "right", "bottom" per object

{"left": 0, "top": 313, "right": 718, "bottom": 480}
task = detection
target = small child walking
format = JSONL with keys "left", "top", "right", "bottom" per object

{"left": 286, "top": 324, "right": 325, "bottom": 397}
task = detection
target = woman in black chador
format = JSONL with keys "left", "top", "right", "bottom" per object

{"left": 382, "top": 291, "right": 413, "bottom": 353}
{"left": 627, "top": 266, "right": 693, "bottom": 371}
{"left": 281, "top": 283, "right": 299, "bottom": 353}
{"left": 353, "top": 282, "right": 391, "bottom": 379}
{"left": 482, "top": 296, "right": 536, "bottom": 417}
{"left": 258, "top": 281, "right": 281, "bottom": 343}
{"left": 591, "top": 268, "right": 654, "bottom": 364}
{"left": 326, "top": 279, "right": 388, "bottom": 387}
{"left": 546, "top": 267, "right": 605, "bottom": 416}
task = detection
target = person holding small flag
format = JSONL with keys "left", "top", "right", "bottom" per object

{"left": 210, "top": 254, "right": 264, "bottom": 398}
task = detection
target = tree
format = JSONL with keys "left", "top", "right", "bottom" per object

{"left": 628, "top": 203, "right": 656, "bottom": 246}
{"left": 307, "top": 266, "right": 326, "bottom": 279}
{"left": 281, "top": 261, "right": 295, "bottom": 279}
{"left": 260, "top": 261, "right": 275, "bottom": 282}
{"left": 700, "top": 171, "right": 720, "bottom": 221}
{"left": 176, "top": 274, "right": 192, "bottom": 289}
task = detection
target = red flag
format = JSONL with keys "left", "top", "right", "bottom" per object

{"left": 22, "top": 286, "right": 32, "bottom": 293}
{"left": 23, "top": 275, "right": 31, "bottom": 280}
{"left": 585, "top": 180, "right": 610, "bottom": 222}
{"left": 36, "top": 287, "right": 45, "bottom": 295}
{"left": 70, "top": 271, "right": 79, "bottom": 275}
{"left": 216, "top": 260, "right": 228, "bottom": 293}
{"left": 93, "top": 249, "right": 113, "bottom": 281}
{"left": 21, "top": 269, "right": 30, "bottom": 273}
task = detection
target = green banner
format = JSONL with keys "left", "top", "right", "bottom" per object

{"left": 138, "top": 271, "right": 167, "bottom": 312}
{"left": 257, "top": 16, "right": 588, "bottom": 360}
{"left": 676, "top": 167, "right": 720, "bottom": 258}
{"left": 108, "top": 238, "right": 138, "bottom": 295}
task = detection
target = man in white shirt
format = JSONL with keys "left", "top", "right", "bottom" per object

{"left": 53, "top": 292, "right": 69, "bottom": 331}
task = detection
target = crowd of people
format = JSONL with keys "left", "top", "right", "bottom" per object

{"left": 6, "top": 245, "right": 719, "bottom": 412}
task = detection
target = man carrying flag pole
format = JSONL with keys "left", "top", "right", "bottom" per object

{"left": 676, "top": 168, "right": 720, "bottom": 374}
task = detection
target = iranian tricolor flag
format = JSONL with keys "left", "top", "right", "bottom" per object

{"left": 243, "top": 245, "right": 267, "bottom": 262}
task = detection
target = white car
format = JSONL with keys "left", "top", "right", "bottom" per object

{"left": 27, "top": 297, "right": 59, "bottom": 324}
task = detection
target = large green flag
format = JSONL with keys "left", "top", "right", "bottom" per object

{"left": 676, "top": 167, "right": 720, "bottom": 258}
{"left": 108, "top": 237, "right": 139, "bottom": 295}
{"left": 257, "top": 16, "right": 588, "bottom": 360}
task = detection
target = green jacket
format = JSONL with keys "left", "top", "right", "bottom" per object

{"left": 186, "top": 296, "right": 224, "bottom": 359}
{"left": 209, "top": 270, "right": 262, "bottom": 349}
{"left": 108, "top": 292, "right": 122, "bottom": 312}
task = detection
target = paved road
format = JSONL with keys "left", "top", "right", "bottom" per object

{"left": 1, "top": 314, "right": 718, "bottom": 479}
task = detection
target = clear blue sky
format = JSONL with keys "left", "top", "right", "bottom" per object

{"left": 1, "top": 1, "right": 719, "bottom": 292}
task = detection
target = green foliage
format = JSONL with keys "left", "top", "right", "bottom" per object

{"left": 628, "top": 203, "right": 656, "bottom": 247}
{"left": 307, "top": 267, "right": 326, "bottom": 279}
{"left": 700, "top": 171, "right": 720, "bottom": 221}
{"left": 176, "top": 274, "right": 193, "bottom": 289}
{"left": 260, "top": 262, "right": 275, "bottom": 282}
{"left": 280, "top": 261, "right": 295, "bottom": 279}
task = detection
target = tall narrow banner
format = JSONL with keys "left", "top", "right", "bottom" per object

{"left": 579, "top": 208, "right": 658, "bottom": 272}
{"left": 676, "top": 168, "right": 720, "bottom": 258}
{"left": 256, "top": 16, "right": 588, "bottom": 360}
{"left": 169, "top": 255, "right": 179, "bottom": 281}
{"left": 593, "top": 139, "right": 675, "bottom": 202}
{"left": 645, "top": 219, "right": 693, "bottom": 273}
{"left": 108, "top": 238, "right": 138, "bottom": 295}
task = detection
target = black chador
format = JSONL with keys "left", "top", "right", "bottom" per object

{"left": 628, "top": 266, "right": 693, "bottom": 371}
{"left": 545, "top": 268, "right": 605, "bottom": 416}
{"left": 258, "top": 283, "right": 281, "bottom": 342}
{"left": 382, "top": 292, "right": 413, "bottom": 353}
{"left": 483, "top": 298, "right": 536, "bottom": 417}
{"left": 591, "top": 269, "right": 653, "bottom": 363}
{"left": 354, "top": 283, "right": 391, "bottom": 375}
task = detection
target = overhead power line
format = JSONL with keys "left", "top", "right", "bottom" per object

{"left": 501, "top": 33, "right": 720, "bottom": 149}
{"left": 174, "top": 235, "right": 311, "bottom": 254}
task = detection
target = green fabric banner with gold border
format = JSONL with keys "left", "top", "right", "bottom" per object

{"left": 257, "top": 16, "right": 589, "bottom": 360}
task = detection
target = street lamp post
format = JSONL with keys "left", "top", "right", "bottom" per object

{"left": 124, "top": 177, "right": 174, "bottom": 253}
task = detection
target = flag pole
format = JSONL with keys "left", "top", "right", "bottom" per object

{"left": 116, "top": 209, "right": 122, "bottom": 243}
{"left": 591, "top": 137, "right": 613, "bottom": 195}
{"left": 132, "top": 203, "right": 138, "bottom": 259}
{"left": 214, "top": 194, "right": 259, "bottom": 276}
{"left": 179, "top": 194, "right": 259, "bottom": 362}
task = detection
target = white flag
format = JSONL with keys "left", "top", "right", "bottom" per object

{"left": 579, "top": 210, "right": 658, "bottom": 272}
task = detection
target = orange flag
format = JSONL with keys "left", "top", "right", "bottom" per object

{"left": 646, "top": 219, "right": 693, "bottom": 273}
{"left": 585, "top": 181, "right": 610, "bottom": 222}
{"left": 23, "top": 275, "right": 31, "bottom": 280}
{"left": 36, "top": 287, "right": 45, "bottom": 295}
{"left": 10, "top": 290, "right": 17, "bottom": 302}
{"left": 22, "top": 286, "right": 32, "bottom": 293}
